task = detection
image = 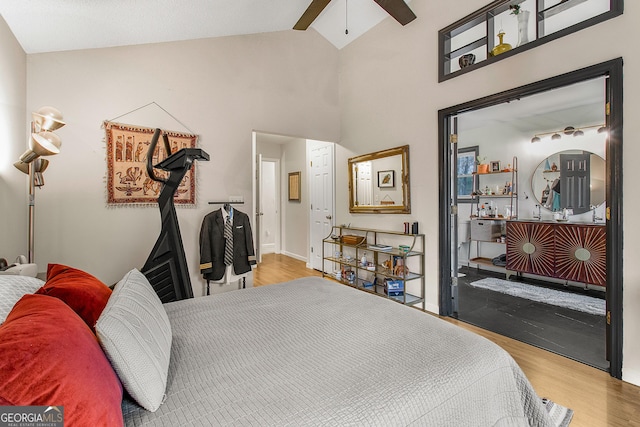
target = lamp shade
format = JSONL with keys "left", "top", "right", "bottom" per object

{"left": 32, "top": 106, "right": 66, "bottom": 131}
{"left": 30, "top": 131, "right": 62, "bottom": 156}
{"left": 18, "top": 149, "right": 40, "bottom": 164}
{"left": 13, "top": 158, "right": 49, "bottom": 175}
{"left": 14, "top": 160, "right": 29, "bottom": 174}
{"left": 32, "top": 158, "right": 49, "bottom": 173}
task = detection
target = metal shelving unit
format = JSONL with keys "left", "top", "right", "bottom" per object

{"left": 322, "top": 226, "right": 425, "bottom": 307}
{"left": 467, "top": 156, "right": 518, "bottom": 270}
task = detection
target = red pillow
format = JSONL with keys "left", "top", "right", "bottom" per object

{"left": 36, "top": 264, "right": 111, "bottom": 331}
{"left": 0, "top": 294, "right": 123, "bottom": 426}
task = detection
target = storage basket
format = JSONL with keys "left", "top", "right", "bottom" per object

{"left": 341, "top": 235, "right": 366, "bottom": 245}
{"left": 470, "top": 219, "right": 503, "bottom": 241}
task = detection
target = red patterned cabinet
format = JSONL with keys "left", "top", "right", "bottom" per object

{"left": 506, "top": 221, "right": 606, "bottom": 287}
{"left": 554, "top": 224, "right": 606, "bottom": 286}
{"left": 505, "top": 221, "right": 555, "bottom": 278}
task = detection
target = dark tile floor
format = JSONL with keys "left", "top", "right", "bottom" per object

{"left": 455, "top": 266, "right": 608, "bottom": 371}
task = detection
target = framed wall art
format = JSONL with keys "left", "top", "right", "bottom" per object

{"left": 490, "top": 161, "right": 502, "bottom": 173}
{"left": 288, "top": 171, "right": 301, "bottom": 201}
{"left": 377, "top": 170, "right": 395, "bottom": 188}
{"left": 104, "top": 121, "right": 197, "bottom": 206}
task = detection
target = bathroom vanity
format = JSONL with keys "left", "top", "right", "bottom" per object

{"left": 505, "top": 220, "right": 606, "bottom": 287}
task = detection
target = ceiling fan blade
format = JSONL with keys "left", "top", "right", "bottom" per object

{"left": 373, "top": 0, "right": 417, "bottom": 26}
{"left": 293, "top": 0, "right": 332, "bottom": 30}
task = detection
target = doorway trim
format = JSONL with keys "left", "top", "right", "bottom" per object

{"left": 438, "top": 58, "right": 624, "bottom": 379}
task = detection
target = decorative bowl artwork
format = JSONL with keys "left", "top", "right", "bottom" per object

{"left": 459, "top": 54, "right": 476, "bottom": 68}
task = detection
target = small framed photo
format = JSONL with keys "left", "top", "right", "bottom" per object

{"left": 288, "top": 171, "right": 301, "bottom": 201}
{"left": 490, "top": 161, "right": 501, "bottom": 173}
{"left": 377, "top": 170, "right": 395, "bottom": 188}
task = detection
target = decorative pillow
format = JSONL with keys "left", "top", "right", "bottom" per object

{"left": 0, "top": 294, "right": 123, "bottom": 426}
{"left": 96, "top": 268, "right": 172, "bottom": 412}
{"left": 36, "top": 263, "right": 112, "bottom": 331}
{"left": 0, "top": 275, "right": 44, "bottom": 324}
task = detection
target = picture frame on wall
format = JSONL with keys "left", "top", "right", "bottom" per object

{"left": 490, "top": 161, "right": 501, "bottom": 173}
{"left": 288, "top": 171, "right": 301, "bottom": 201}
{"left": 377, "top": 170, "right": 395, "bottom": 188}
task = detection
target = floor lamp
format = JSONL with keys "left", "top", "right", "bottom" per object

{"left": 13, "top": 106, "right": 66, "bottom": 264}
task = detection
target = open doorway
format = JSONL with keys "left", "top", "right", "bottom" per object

{"left": 439, "top": 59, "right": 623, "bottom": 378}
{"left": 259, "top": 158, "right": 280, "bottom": 257}
{"left": 253, "top": 132, "right": 335, "bottom": 270}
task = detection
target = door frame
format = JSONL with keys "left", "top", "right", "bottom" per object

{"left": 438, "top": 58, "right": 624, "bottom": 379}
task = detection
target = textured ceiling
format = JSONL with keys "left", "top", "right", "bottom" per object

{"left": 0, "top": 0, "right": 408, "bottom": 54}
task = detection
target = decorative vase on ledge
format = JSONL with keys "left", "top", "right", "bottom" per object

{"left": 517, "top": 10, "right": 530, "bottom": 47}
{"left": 477, "top": 164, "right": 490, "bottom": 174}
{"left": 491, "top": 31, "right": 512, "bottom": 56}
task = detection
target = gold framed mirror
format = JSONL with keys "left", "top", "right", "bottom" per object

{"left": 348, "top": 145, "right": 410, "bottom": 214}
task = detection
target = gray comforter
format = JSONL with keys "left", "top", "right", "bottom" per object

{"left": 122, "top": 277, "right": 553, "bottom": 426}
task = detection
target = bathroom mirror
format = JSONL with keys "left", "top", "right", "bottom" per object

{"left": 348, "top": 145, "right": 410, "bottom": 214}
{"left": 531, "top": 149, "right": 605, "bottom": 215}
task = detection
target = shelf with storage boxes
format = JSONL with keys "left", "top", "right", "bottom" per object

{"left": 466, "top": 156, "right": 517, "bottom": 270}
{"left": 322, "top": 226, "right": 425, "bottom": 307}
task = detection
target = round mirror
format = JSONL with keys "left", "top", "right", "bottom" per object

{"left": 531, "top": 150, "right": 605, "bottom": 215}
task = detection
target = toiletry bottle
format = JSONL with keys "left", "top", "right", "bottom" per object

{"left": 480, "top": 204, "right": 486, "bottom": 217}
{"left": 361, "top": 252, "right": 367, "bottom": 267}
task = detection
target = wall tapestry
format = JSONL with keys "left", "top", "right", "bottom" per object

{"left": 104, "top": 121, "right": 197, "bottom": 205}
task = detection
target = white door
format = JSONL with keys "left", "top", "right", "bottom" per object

{"left": 260, "top": 159, "right": 279, "bottom": 255}
{"left": 309, "top": 142, "right": 334, "bottom": 271}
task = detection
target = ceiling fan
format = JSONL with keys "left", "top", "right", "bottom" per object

{"left": 293, "top": 0, "right": 416, "bottom": 30}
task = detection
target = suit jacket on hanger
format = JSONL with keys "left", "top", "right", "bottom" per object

{"left": 199, "top": 208, "right": 256, "bottom": 281}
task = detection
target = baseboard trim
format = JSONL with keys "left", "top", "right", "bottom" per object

{"left": 283, "top": 251, "right": 307, "bottom": 263}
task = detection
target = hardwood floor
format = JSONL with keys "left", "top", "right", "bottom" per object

{"left": 253, "top": 253, "right": 321, "bottom": 286}
{"left": 255, "top": 253, "right": 640, "bottom": 426}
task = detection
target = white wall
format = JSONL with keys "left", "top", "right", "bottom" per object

{"left": 0, "top": 16, "right": 27, "bottom": 260}
{"left": 282, "top": 139, "right": 308, "bottom": 260}
{"left": 25, "top": 30, "right": 339, "bottom": 293}
{"left": 338, "top": 0, "right": 640, "bottom": 385}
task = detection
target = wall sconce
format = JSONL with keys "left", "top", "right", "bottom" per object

{"left": 13, "top": 106, "right": 66, "bottom": 264}
{"left": 530, "top": 123, "right": 606, "bottom": 143}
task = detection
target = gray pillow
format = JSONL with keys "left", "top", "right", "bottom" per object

{"left": 0, "top": 275, "right": 44, "bottom": 323}
{"left": 95, "top": 269, "right": 172, "bottom": 412}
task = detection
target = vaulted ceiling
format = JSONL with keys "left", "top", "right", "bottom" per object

{"left": 0, "top": 0, "right": 413, "bottom": 54}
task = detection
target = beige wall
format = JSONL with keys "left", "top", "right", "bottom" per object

{"left": 24, "top": 30, "right": 339, "bottom": 293}
{"left": 0, "top": 16, "right": 26, "bottom": 259}
{"left": 338, "top": 0, "right": 640, "bottom": 385}
{"left": 282, "top": 138, "right": 308, "bottom": 260}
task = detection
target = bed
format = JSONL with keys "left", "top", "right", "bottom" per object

{"left": 0, "top": 265, "right": 560, "bottom": 426}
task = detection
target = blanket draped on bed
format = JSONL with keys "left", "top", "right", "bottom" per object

{"left": 122, "top": 277, "right": 554, "bottom": 426}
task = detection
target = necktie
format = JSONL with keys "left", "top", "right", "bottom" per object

{"left": 224, "top": 216, "right": 233, "bottom": 266}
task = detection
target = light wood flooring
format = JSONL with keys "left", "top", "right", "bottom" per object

{"left": 255, "top": 253, "right": 640, "bottom": 426}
